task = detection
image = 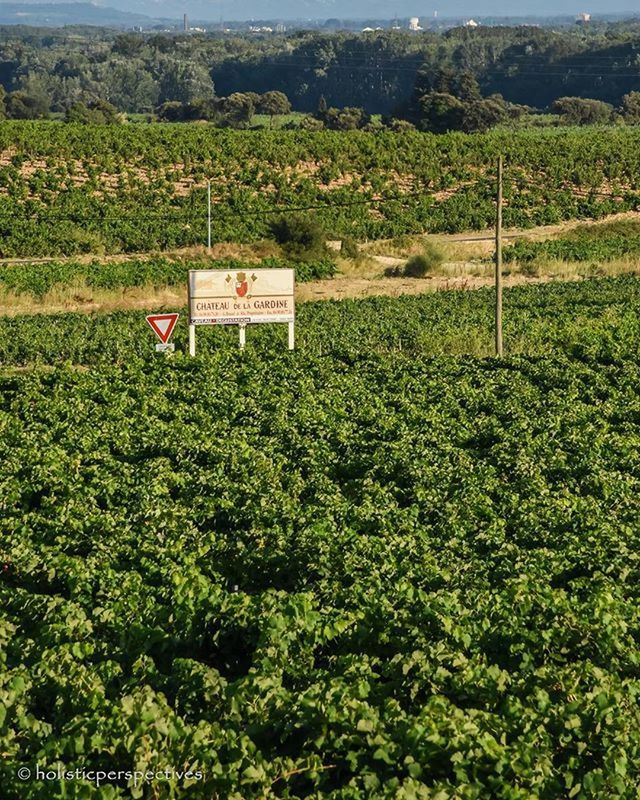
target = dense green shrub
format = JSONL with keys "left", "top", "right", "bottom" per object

{"left": 551, "top": 96, "right": 614, "bottom": 125}
{"left": 269, "top": 214, "right": 328, "bottom": 260}
{"left": 340, "top": 235, "right": 359, "bottom": 259}
{"left": 403, "top": 241, "right": 445, "bottom": 276}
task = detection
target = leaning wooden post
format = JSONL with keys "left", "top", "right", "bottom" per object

{"left": 495, "top": 156, "right": 503, "bottom": 357}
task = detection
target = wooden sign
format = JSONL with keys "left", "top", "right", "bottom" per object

{"left": 187, "top": 268, "right": 295, "bottom": 353}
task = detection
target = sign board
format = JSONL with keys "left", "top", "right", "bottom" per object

{"left": 155, "top": 343, "right": 175, "bottom": 353}
{"left": 146, "top": 313, "right": 179, "bottom": 344}
{"left": 188, "top": 269, "right": 294, "bottom": 326}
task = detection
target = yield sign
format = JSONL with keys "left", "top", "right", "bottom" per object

{"left": 146, "top": 313, "right": 179, "bottom": 344}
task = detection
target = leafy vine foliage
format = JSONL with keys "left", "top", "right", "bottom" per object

{"left": 1, "top": 123, "right": 640, "bottom": 258}
{"left": 2, "top": 277, "right": 640, "bottom": 797}
{"left": 0, "top": 256, "right": 336, "bottom": 298}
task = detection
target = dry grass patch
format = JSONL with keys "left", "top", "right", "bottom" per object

{"left": 0, "top": 282, "right": 186, "bottom": 317}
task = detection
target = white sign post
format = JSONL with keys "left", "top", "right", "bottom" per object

{"left": 188, "top": 268, "right": 295, "bottom": 355}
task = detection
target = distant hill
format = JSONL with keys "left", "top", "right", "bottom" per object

{"left": 0, "top": 3, "right": 161, "bottom": 27}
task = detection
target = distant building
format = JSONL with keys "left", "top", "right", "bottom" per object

{"left": 409, "top": 17, "right": 422, "bottom": 30}
{"left": 576, "top": 11, "right": 591, "bottom": 22}
{"left": 464, "top": 18, "right": 479, "bottom": 27}
{"left": 183, "top": 13, "right": 189, "bottom": 31}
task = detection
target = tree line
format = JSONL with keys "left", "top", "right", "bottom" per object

{"left": 0, "top": 23, "right": 639, "bottom": 132}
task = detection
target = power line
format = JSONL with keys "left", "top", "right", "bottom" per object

{"left": 0, "top": 193, "right": 446, "bottom": 223}
{"left": 2, "top": 178, "right": 638, "bottom": 226}
{"left": 196, "top": 56, "right": 640, "bottom": 77}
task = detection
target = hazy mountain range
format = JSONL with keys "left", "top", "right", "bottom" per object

{"left": 0, "top": 0, "right": 637, "bottom": 25}
{"left": 0, "top": 2, "right": 161, "bottom": 26}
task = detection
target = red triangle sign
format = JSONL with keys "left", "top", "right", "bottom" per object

{"left": 146, "top": 313, "right": 179, "bottom": 344}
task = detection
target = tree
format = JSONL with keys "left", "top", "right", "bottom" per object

{"left": 551, "top": 97, "right": 614, "bottom": 126}
{"left": 414, "top": 66, "right": 458, "bottom": 98}
{"left": 245, "top": 92, "right": 262, "bottom": 107}
{"left": 108, "top": 62, "right": 159, "bottom": 113}
{"left": 184, "top": 97, "right": 222, "bottom": 122}
{"left": 4, "top": 91, "right": 48, "bottom": 119}
{"left": 222, "top": 93, "right": 255, "bottom": 128}
{"left": 300, "top": 116, "right": 325, "bottom": 131}
{"left": 65, "top": 98, "right": 121, "bottom": 124}
{"left": 386, "top": 117, "right": 415, "bottom": 131}
{"left": 155, "top": 101, "right": 184, "bottom": 122}
{"left": 620, "top": 92, "right": 640, "bottom": 125}
{"left": 257, "top": 91, "right": 291, "bottom": 127}
{"left": 317, "top": 94, "right": 328, "bottom": 120}
{"left": 456, "top": 70, "right": 482, "bottom": 102}
{"left": 418, "top": 92, "right": 464, "bottom": 133}
{"left": 323, "top": 106, "right": 369, "bottom": 130}
{"left": 113, "top": 34, "right": 145, "bottom": 58}
{"left": 461, "top": 97, "right": 507, "bottom": 133}
{"left": 158, "top": 59, "right": 214, "bottom": 105}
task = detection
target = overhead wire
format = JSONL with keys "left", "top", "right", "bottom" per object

{"left": 2, "top": 173, "right": 638, "bottom": 226}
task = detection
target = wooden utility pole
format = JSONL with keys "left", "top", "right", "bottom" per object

{"left": 495, "top": 156, "right": 503, "bottom": 357}
{"left": 207, "top": 180, "right": 212, "bottom": 253}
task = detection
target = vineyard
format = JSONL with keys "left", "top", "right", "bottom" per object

{"left": 2, "top": 276, "right": 640, "bottom": 798}
{"left": 0, "top": 256, "right": 336, "bottom": 299}
{"left": 504, "top": 219, "right": 640, "bottom": 266}
{"left": 1, "top": 122, "right": 640, "bottom": 257}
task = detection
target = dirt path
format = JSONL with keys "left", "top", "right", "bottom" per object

{"left": 435, "top": 210, "right": 640, "bottom": 244}
{"left": 0, "top": 242, "right": 276, "bottom": 268}
{"left": 296, "top": 271, "right": 585, "bottom": 302}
